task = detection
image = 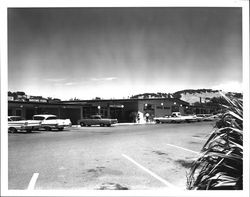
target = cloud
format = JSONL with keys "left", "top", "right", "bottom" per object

{"left": 65, "top": 82, "right": 77, "bottom": 86}
{"left": 212, "top": 81, "right": 243, "bottom": 93}
{"left": 44, "top": 78, "right": 66, "bottom": 82}
{"left": 90, "top": 77, "right": 117, "bottom": 81}
{"left": 44, "top": 78, "right": 79, "bottom": 86}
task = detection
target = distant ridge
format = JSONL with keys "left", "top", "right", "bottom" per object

{"left": 173, "top": 89, "right": 221, "bottom": 104}
{"left": 130, "top": 89, "right": 242, "bottom": 104}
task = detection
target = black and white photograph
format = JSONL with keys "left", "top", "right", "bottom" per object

{"left": 1, "top": 0, "right": 249, "bottom": 196}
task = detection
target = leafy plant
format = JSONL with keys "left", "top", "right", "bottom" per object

{"left": 187, "top": 94, "right": 243, "bottom": 190}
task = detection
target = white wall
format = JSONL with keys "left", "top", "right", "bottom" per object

{"left": 138, "top": 99, "right": 186, "bottom": 120}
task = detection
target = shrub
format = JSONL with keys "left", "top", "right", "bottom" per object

{"left": 187, "top": 94, "right": 243, "bottom": 190}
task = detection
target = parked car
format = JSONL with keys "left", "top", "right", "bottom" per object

{"left": 33, "top": 114, "right": 72, "bottom": 131}
{"left": 8, "top": 116, "right": 41, "bottom": 133}
{"left": 154, "top": 112, "right": 197, "bottom": 124}
{"left": 203, "top": 114, "right": 219, "bottom": 121}
{"left": 196, "top": 114, "right": 206, "bottom": 122}
{"left": 78, "top": 115, "right": 118, "bottom": 127}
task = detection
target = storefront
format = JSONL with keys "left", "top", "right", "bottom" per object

{"left": 136, "top": 98, "right": 189, "bottom": 122}
{"left": 8, "top": 98, "right": 189, "bottom": 124}
{"left": 8, "top": 101, "right": 83, "bottom": 125}
{"left": 64, "top": 98, "right": 189, "bottom": 123}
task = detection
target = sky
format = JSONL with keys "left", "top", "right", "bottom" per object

{"left": 8, "top": 7, "right": 242, "bottom": 100}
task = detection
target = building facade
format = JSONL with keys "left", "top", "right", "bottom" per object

{"left": 8, "top": 98, "right": 189, "bottom": 124}
{"left": 8, "top": 101, "right": 83, "bottom": 125}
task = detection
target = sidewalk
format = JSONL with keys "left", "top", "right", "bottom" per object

{"left": 71, "top": 122, "right": 155, "bottom": 127}
{"left": 115, "top": 122, "right": 155, "bottom": 126}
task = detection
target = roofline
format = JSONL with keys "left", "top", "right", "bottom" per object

{"left": 8, "top": 100, "right": 83, "bottom": 106}
{"left": 62, "top": 98, "right": 190, "bottom": 105}
{"left": 62, "top": 97, "right": 186, "bottom": 102}
{"left": 33, "top": 114, "right": 57, "bottom": 116}
{"left": 8, "top": 97, "right": 189, "bottom": 105}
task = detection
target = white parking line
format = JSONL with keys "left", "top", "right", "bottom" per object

{"left": 166, "top": 144, "right": 199, "bottom": 154}
{"left": 122, "top": 154, "right": 178, "bottom": 189}
{"left": 192, "top": 136, "right": 206, "bottom": 141}
{"left": 27, "top": 173, "right": 39, "bottom": 190}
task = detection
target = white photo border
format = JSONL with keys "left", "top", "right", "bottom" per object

{"left": 1, "top": 0, "right": 249, "bottom": 196}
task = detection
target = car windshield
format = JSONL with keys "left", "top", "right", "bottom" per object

{"left": 46, "top": 117, "right": 57, "bottom": 120}
{"left": 9, "top": 117, "right": 22, "bottom": 121}
{"left": 91, "top": 116, "right": 101, "bottom": 119}
{"left": 33, "top": 116, "right": 45, "bottom": 120}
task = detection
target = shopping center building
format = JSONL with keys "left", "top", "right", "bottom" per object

{"left": 8, "top": 98, "right": 190, "bottom": 124}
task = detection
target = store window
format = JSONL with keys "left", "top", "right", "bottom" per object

{"left": 171, "top": 106, "right": 179, "bottom": 112}
{"left": 144, "top": 104, "right": 154, "bottom": 110}
{"left": 16, "top": 109, "right": 22, "bottom": 116}
{"left": 8, "top": 109, "right": 13, "bottom": 116}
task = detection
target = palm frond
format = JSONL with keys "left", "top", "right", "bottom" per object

{"left": 187, "top": 94, "right": 243, "bottom": 190}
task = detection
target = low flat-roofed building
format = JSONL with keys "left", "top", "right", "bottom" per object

{"left": 8, "top": 98, "right": 189, "bottom": 124}
{"left": 8, "top": 101, "right": 83, "bottom": 125}
{"left": 63, "top": 98, "right": 189, "bottom": 123}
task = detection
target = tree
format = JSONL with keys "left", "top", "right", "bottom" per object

{"left": 16, "top": 91, "right": 26, "bottom": 96}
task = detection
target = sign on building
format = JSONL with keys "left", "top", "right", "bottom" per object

{"left": 8, "top": 96, "right": 14, "bottom": 101}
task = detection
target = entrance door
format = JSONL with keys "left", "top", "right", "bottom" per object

{"left": 15, "top": 109, "right": 22, "bottom": 116}
{"left": 110, "top": 108, "right": 122, "bottom": 121}
{"left": 26, "top": 108, "right": 35, "bottom": 119}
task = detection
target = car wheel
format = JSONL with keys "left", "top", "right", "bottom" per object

{"left": 100, "top": 123, "right": 104, "bottom": 127}
{"left": 106, "top": 124, "right": 111, "bottom": 127}
{"left": 45, "top": 126, "right": 51, "bottom": 131}
{"left": 155, "top": 120, "right": 161, "bottom": 124}
{"left": 58, "top": 127, "right": 64, "bottom": 131}
{"left": 80, "top": 122, "right": 86, "bottom": 127}
{"left": 9, "top": 127, "right": 17, "bottom": 133}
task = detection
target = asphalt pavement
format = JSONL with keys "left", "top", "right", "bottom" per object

{"left": 8, "top": 121, "right": 215, "bottom": 190}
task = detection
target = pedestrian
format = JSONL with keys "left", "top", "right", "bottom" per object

{"left": 145, "top": 113, "right": 149, "bottom": 122}
{"left": 137, "top": 113, "right": 140, "bottom": 123}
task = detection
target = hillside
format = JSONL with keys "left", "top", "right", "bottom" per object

{"left": 173, "top": 89, "right": 242, "bottom": 104}
{"left": 175, "top": 90, "right": 222, "bottom": 104}
{"left": 130, "top": 89, "right": 242, "bottom": 104}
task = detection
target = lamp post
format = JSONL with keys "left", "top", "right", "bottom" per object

{"left": 97, "top": 106, "right": 101, "bottom": 115}
{"left": 144, "top": 103, "right": 148, "bottom": 112}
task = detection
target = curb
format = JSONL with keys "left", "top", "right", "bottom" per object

{"left": 114, "top": 122, "right": 155, "bottom": 126}
{"left": 71, "top": 122, "right": 156, "bottom": 127}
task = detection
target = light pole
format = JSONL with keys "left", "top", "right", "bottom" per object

{"left": 97, "top": 106, "right": 101, "bottom": 115}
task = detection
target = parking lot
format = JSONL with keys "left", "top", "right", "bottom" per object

{"left": 8, "top": 121, "right": 215, "bottom": 190}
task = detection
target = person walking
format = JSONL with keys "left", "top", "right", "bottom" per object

{"left": 137, "top": 113, "right": 140, "bottom": 123}
{"left": 145, "top": 113, "right": 150, "bottom": 123}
